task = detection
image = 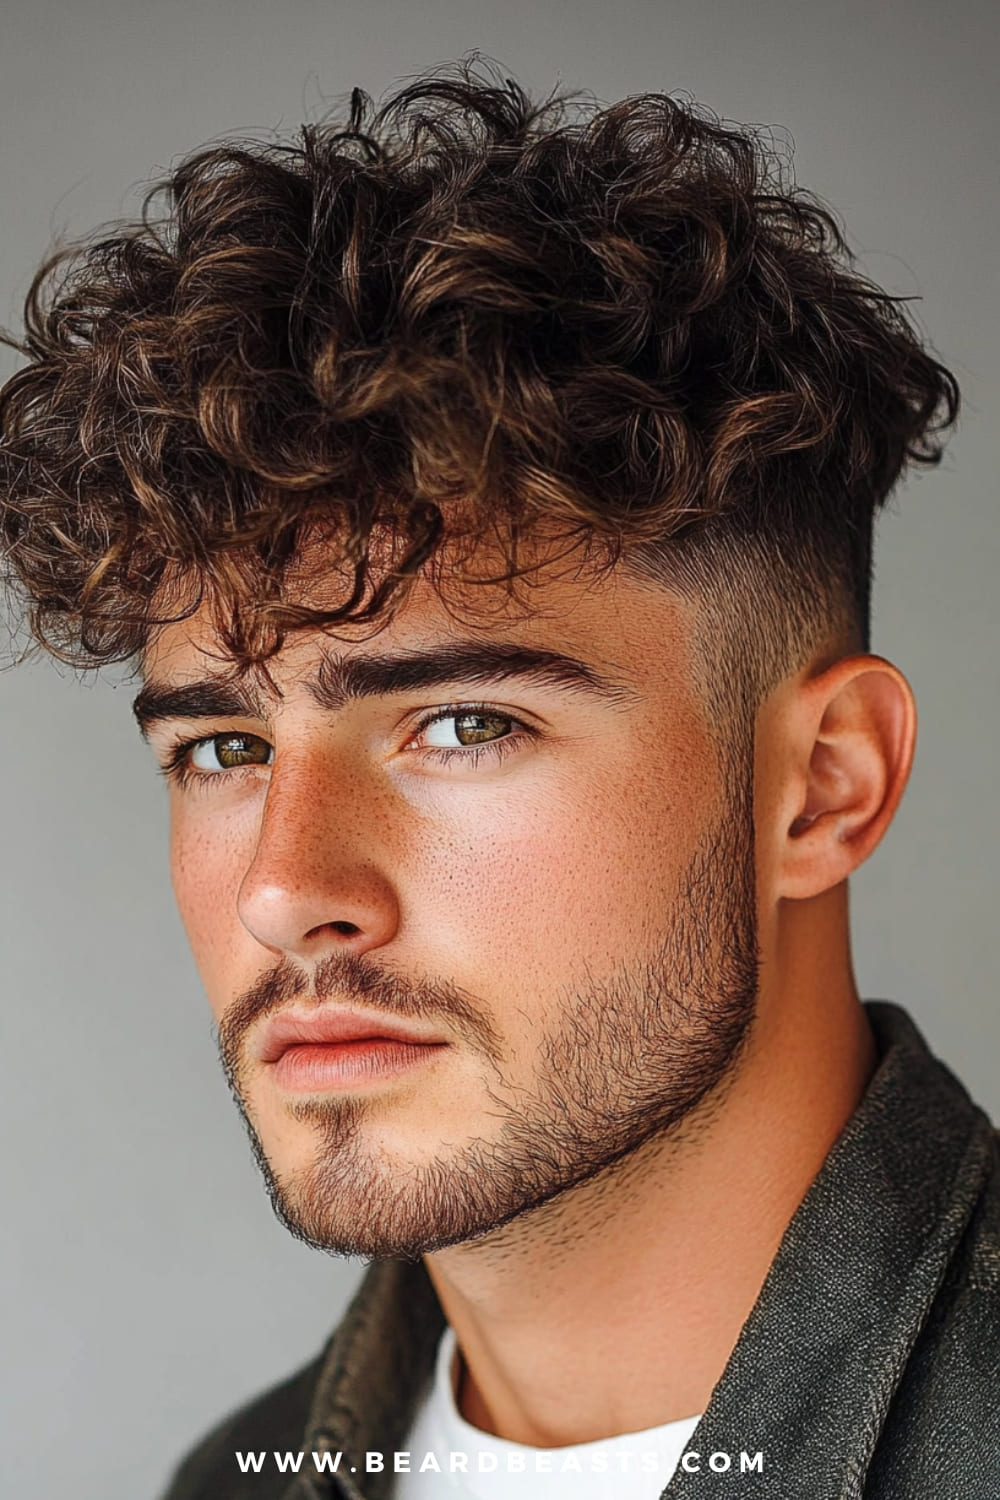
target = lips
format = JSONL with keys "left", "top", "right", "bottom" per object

{"left": 256, "top": 1007, "right": 447, "bottom": 1065}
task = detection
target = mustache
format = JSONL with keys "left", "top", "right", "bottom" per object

{"left": 217, "top": 948, "right": 504, "bottom": 1072}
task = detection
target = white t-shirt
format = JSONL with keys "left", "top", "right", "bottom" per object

{"left": 394, "top": 1328, "right": 702, "bottom": 1499}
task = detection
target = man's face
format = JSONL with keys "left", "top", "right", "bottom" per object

{"left": 139, "top": 544, "right": 759, "bottom": 1258}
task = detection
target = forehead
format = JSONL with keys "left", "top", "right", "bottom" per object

{"left": 141, "top": 533, "right": 698, "bottom": 693}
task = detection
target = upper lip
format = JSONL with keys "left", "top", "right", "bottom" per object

{"left": 256, "top": 1007, "right": 448, "bottom": 1064}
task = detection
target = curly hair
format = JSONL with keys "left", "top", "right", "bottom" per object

{"left": 0, "top": 62, "right": 958, "bottom": 685}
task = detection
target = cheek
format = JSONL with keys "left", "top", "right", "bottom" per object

{"left": 404, "top": 739, "right": 715, "bottom": 985}
{"left": 169, "top": 808, "right": 254, "bottom": 1013}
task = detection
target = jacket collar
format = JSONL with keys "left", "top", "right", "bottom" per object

{"left": 288, "top": 1002, "right": 995, "bottom": 1497}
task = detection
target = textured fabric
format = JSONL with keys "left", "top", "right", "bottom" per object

{"left": 161, "top": 1003, "right": 1000, "bottom": 1500}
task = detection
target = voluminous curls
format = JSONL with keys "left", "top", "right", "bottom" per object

{"left": 0, "top": 65, "right": 959, "bottom": 668}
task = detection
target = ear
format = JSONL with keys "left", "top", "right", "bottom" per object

{"left": 775, "top": 656, "right": 916, "bottom": 901}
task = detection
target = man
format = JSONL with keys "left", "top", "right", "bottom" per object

{"left": 1, "top": 64, "right": 997, "bottom": 1499}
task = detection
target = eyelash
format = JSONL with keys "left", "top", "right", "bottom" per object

{"left": 159, "top": 701, "right": 536, "bottom": 791}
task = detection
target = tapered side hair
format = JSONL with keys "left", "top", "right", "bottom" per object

{"left": 0, "top": 61, "right": 958, "bottom": 697}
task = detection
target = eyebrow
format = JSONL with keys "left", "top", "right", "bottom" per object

{"left": 132, "top": 641, "right": 636, "bottom": 738}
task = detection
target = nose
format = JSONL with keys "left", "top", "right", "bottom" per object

{"left": 236, "top": 743, "right": 401, "bottom": 960}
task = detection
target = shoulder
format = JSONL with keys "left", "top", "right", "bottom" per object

{"left": 159, "top": 1349, "right": 327, "bottom": 1500}
{"left": 867, "top": 1129, "right": 1000, "bottom": 1497}
{"left": 916, "top": 1125, "right": 1000, "bottom": 1404}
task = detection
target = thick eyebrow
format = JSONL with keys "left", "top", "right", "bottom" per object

{"left": 308, "top": 642, "right": 636, "bottom": 712}
{"left": 132, "top": 678, "right": 269, "bottom": 739}
{"left": 132, "top": 641, "right": 636, "bottom": 738}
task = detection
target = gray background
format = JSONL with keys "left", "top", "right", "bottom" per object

{"left": 1, "top": 1, "right": 996, "bottom": 1495}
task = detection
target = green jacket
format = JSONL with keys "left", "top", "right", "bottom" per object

{"left": 161, "top": 1003, "right": 1000, "bottom": 1498}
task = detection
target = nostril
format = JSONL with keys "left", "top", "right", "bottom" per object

{"left": 329, "top": 920, "right": 361, "bottom": 936}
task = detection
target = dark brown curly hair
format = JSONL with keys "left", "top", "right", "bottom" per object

{"left": 0, "top": 62, "right": 958, "bottom": 698}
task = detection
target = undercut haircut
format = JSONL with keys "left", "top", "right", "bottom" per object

{"left": 0, "top": 61, "right": 958, "bottom": 716}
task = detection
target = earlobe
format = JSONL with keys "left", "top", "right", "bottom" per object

{"left": 777, "top": 656, "right": 916, "bottom": 901}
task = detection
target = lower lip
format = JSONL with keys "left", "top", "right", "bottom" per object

{"left": 271, "top": 1039, "right": 446, "bottom": 1091}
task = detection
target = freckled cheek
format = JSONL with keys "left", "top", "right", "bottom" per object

{"left": 411, "top": 765, "right": 701, "bottom": 981}
{"left": 168, "top": 812, "right": 256, "bottom": 1016}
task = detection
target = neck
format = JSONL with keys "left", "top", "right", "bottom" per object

{"left": 423, "top": 885, "right": 876, "bottom": 1446}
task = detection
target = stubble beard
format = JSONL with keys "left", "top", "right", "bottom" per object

{"left": 218, "top": 777, "right": 759, "bottom": 1262}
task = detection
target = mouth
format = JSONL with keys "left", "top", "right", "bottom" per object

{"left": 256, "top": 1008, "right": 449, "bottom": 1092}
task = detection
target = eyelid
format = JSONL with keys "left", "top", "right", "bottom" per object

{"left": 153, "top": 717, "right": 269, "bottom": 750}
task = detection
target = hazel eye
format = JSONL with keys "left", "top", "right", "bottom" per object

{"left": 421, "top": 711, "right": 516, "bottom": 748}
{"left": 188, "top": 733, "right": 274, "bottom": 772}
